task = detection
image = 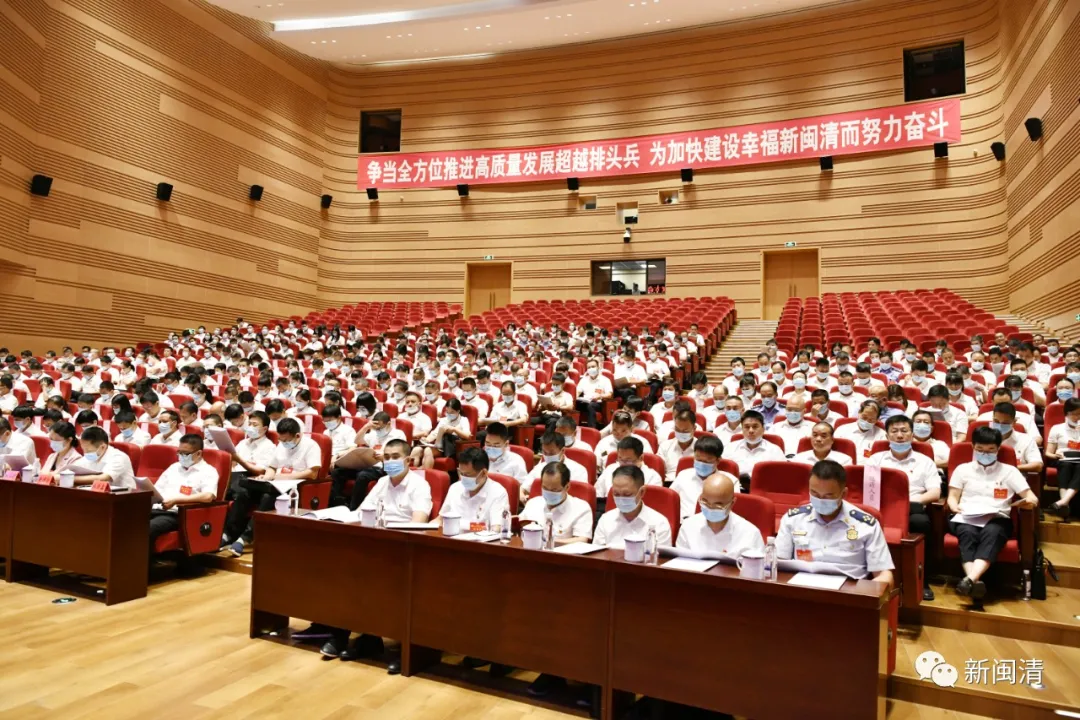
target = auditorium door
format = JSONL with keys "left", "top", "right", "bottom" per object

{"left": 761, "top": 249, "right": 819, "bottom": 320}
{"left": 466, "top": 263, "right": 512, "bottom": 317}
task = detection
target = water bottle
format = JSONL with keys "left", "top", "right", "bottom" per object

{"left": 764, "top": 536, "right": 778, "bottom": 581}
{"left": 288, "top": 486, "right": 299, "bottom": 515}
{"left": 544, "top": 513, "right": 555, "bottom": 551}
{"left": 1023, "top": 569, "right": 1031, "bottom": 600}
{"left": 646, "top": 526, "right": 659, "bottom": 565}
{"left": 376, "top": 499, "right": 386, "bottom": 528}
{"left": 500, "top": 507, "right": 512, "bottom": 543}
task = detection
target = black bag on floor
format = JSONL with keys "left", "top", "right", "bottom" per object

{"left": 1029, "top": 548, "right": 1057, "bottom": 600}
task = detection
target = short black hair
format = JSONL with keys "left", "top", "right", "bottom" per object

{"left": 612, "top": 464, "right": 645, "bottom": 488}
{"left": 694, "top": 435, "right": 723, "bottom": 459}
{"left": 926, "top": 385, "right": 948, "bottom": 400}
{"left": 179, "top": 433, "right": 204, "bottom": 451}
{"left": 541, "top": 461, "right": 571, "bottom": 487}
{"left": 992, "top": 402, "right": 1017, "bottom": 419}
{"left": 741, "top": 410, "right": 765, "bottom": 426}
{"left": 457, "top": 446, "right": 489, "bottom": 471}
{"left": 810, "top": 459, "right": 846, "bottom": 486}
{"left": 971, "top": 426, "right": 1002, "bottom": 447}
{"left": 885, "top": 414, "right": 912, "bottom": 431}
{"left": 616, "top": 436, "right": 644, "bottom": 457}
{"left": 80, "top": 426, "right": 109, "bottom": 445}
{"left": 276, "top": 418, "right": 301, "bottom": 436}
{"left": 486, "top": 421, "right": 509, "bottom": 441}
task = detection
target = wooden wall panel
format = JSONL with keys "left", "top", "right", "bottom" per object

{"left": 0, "top": 0, "right": 325, "bottom": 354}
{"left": 320, "top": 0, "right": 1014, "bottom": 318}
{"left": 1001, "top": 0, "right": 1080, "bottom": 340}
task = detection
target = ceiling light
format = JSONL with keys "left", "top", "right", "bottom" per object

{"left": 320, "top": 40, "right": 326, "bottom": 43}
{"left": 485, "top": 24, "right": 490, "bottom": 27}
{"left": 331, "top": 39, "right": 336, "bottom": 42}
{"left": 544, "top": 16, "right": 549, "bottom": 19}
{"left": 310, "top": 40, "right": 316, "bottom": 44}
{"left": 566, "top": 13, "right": 572, "bottom": 16}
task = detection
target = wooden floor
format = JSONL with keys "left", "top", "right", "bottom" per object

{"left": 0, "top": 569, "right": 1001, "bottom": 719}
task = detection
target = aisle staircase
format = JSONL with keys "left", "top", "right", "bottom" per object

{"left": 705, "top": 319, "right": 778, "bottom": 377}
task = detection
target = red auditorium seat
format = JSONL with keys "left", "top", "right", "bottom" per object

{"left": 152, "top": 448, "right": 231, "bottom": 556}
{"left": 605, "top": 484, "right": 681, "bottom": 540}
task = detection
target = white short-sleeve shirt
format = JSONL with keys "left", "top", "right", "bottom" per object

{"left": 593, "top": 504, "right": 672, "bottom": 549}
{"left": 519, "top": 495, "right": 594, "bottom": 541}
{"left": 76, "top": 445, "right": 135, "bottom": 489}
{"left": 675, "top": 511, "right": 764, "bottom": 558}
{"left": 360, "top": 471, "right": 433, "bottom": 523}
{"left": 949, "top": 460, "right": 1030, "bottom": 524}
{"left": 155, "top": 460, "right": 220, "bottom": 511}
{"left": 439, "top": 477, "right": 510, "bottom": 532}
{"left": 269, "top": 436, "right": 323, "bottom": 474}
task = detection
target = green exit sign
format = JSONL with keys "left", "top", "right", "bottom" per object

{"left": 483, "top": 255, "right": 495, "bottom": 260}
{"left": 784, "top": 242, "right": 797, "bottom": 248}
{"left": 1075, "top": 313, "right": 1080, "bottom": 322}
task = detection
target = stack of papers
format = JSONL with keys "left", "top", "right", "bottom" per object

{"left": 551, "top": 542, "right": 606, "bottom": 556}
{"left": 301, "top": 506, "right": 358, "bottom": 522}
{"left": 788, "top": 573, "right": 847, "bottom": 590}
{"left": 453, "top": 531, "right": 502, "bottom": 542}
{"left": 386, "top": 521, "right": 440, "bottom": 530}
{"left": 661, "top": 557, "right": 719, "bottom": 573}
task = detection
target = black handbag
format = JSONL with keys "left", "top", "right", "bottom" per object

{"left": 1029, "top": 548, "right": 1057, "bottom": 600}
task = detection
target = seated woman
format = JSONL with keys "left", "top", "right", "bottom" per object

{"left": 409, "top": 398, "right": 473, "bottom": 469}
{"left": 947, "top": 426, "right": 1038, "bottom": 601}
{"left": 1046, "top": 397, "right": 1080, "bottom": 519}
{"left": 40, "top": 420, "right": 83, "bottom": 474}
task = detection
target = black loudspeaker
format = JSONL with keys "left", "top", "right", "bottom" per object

{"left": 1025, "top": 118, "right": 1043, "bottom": 141}
{"left": 30, "top": 174, "right": 52, "bottom": 197}
{"left": 249, "top": 185, "right": 264, "bottom": 201}
{"left": 156, "top": 182, "right": 173, "bottom": 201}
{"left": 366, "top": 187, "right": 378, "bottom": 201}
{"left": 934, "top": 142, "right": 949, "bottom": 158}
{"left": 819, "top": 156, "right": 833, "bottom": 171}
{"left": 320, "top": 194, "right": 332, "bottom": 209}
{"left": 991, "top": 142, "right": 1006, "bottom": 161}
{"left": 680, "top": 168, "right": 693, "bottom": 183}
{"left": 567, "top": 177, "right": 579, "bottom": 191}
{"left": 457, "top": 184, "right": 469, "bottom": 197}
{"left": 625, "top": 215, "right": 638, "bottom": 225}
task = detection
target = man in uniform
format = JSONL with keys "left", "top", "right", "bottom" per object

{"left": 776, "top": 460, "right": 894, "bottom": 585}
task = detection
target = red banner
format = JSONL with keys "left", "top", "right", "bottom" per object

{"left": 358, "top": 99, "right": 961, "bottom": 190}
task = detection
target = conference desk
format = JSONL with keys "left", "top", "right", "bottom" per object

{"left": 252, "top": 513, "right": 890, "bottom": 720}
{"left": 0, "top": 481, "right": 152, "bottom": 605}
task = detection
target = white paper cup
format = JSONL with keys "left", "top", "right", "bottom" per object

{"left": 623, "top": 535, "right": 646, "bottom": 563}
{"left": 274, "top": 495, "right": 292, "bottom": 515}
{"left": 21, "top": 468, "right": 36, "bottom": 483}
{"left": 360, "top": 507, "right": 377, "bottom": 528}
{"left": 737, "top": 550, "right": 766, "bottom": 579}
{"left": 58, "top": 471, "right": 75, "bottom": 488}
{"left": 442, "top": 513, "right": 461, "bottom": 536}
{"left": 521, "top": 524, "right": 543, "bottom": 550}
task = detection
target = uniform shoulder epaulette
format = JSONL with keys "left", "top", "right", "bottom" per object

{"left": 849, "top": 508, "right": 876, "bottom": 526}
{"left": 786, "top": 504, "right": 812, "bottom": 517}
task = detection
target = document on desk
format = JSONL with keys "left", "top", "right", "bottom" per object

{"left": 776, "top": 559, "right": 853, "bottom": 577}
{"left": 453, "top": 531, "right": 502, "bottom": 542}
{"left": 301, "top": 505, "right": 358, "bottom": 522}
{"left": 662, "top": 557, "right": 719, "bottom": 573}
{"left": 658, "top": 545, "right": 738, "bottom": 565}
{"left": 551, "top": 542, "right": 607, "bottom": 555}
{"left": 386, "top": 521, "right": 440, "bottom": 530}
{"left": 788, "top": 573, "right": 847, "bottom": 590}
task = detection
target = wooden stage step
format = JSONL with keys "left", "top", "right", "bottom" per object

{"left": 1042, "top": 542, "right": 1080, "bottom": 590}
{"left": 1040, "top": 516, "right": 1080, "bottom": 544}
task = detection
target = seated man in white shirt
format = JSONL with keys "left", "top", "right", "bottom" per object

{"left": 910, "top": 409, "right": 949, "bottom": 468}
{"left": 594, "top": 464, "right": 672, "bottom": 549}
{"left": 676, "top": 471, "right": 764, "bottom": 558}
{"left": 771, "top": 395, "right": 813, "bottom": 456}
{"left": 524, "top": 431, "right": 589, "bottom": 504}
{"left": 835, "top": 400, "right": 886, "bottom": 465}
{"left": 0, "top": 416, "right": 37, "bottom": 470}
{"left": 520, "top": 460, "right": 593, "bottom": 545}
{"left": 596, "top": 436, "right": 663, "bottom": 497}
{"left": 482, "top": 422, "right": 530, "bottom": 486}
{"left": 148, "top": 433, "right": 220, "bottom": 560}
{"left": 575, "top": 359, "right": 613, "bottom": 428}
{"left": 791, "top": 421, "right": 855, "bottom": 466}
{"left": 978, "top": 387, "right": 1036, "bottom": 429}
{"left": 150, "top": 410, "right": 184, "bottom": 447}
{"left": 947, "top": 426, "right": 1038, "bottom": 601}
{"left": 990, "top": 402, "right": 1043, "bottom": 475}
{"left": 613, "top": 350, "right": 647, "bottom": 405}
{"left": 701, "top": 385, "right": 729, "bottom": 432}
{"left": 670, "top": 435, "right": 728, "bottom": 518}
{"left": 713, "top": 396, "right": 745, "bottom": 445}
{"left": 926, "top": 384, "right": 968, "bottom": 443}
{"left": 439, "top": 446, "right": 510, "bottom": 535}
{"left": 74, "top": 426, "right": 135, "bottom": 489}
{"left": 321, "top": 437, "right": 435, "bottom": 668}
{"left": 657, "top": 409, "right": 698, "bottom": 483}
{"left": 0, "top": 375, "right": 21, "bottom": 415}
{"left": 721, "top": 410, "right": 784, "bottom": 487}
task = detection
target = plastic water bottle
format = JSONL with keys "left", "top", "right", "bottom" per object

{"left": 500, "top": 507, "right": 512, "bottom": 543}
{"left": 1023, "top": 569, "right": 1031, "bottom": 600}
{"left": 764, "top": 536, "right": 778, "bottom": 581}
{"left": 646, "top": 526, "right": 659, "bottom": 565}
{"left": 544, "top": 513, "right": 555, "bottom": 551}
{"left": 288, "top": 486, "right": 300, "bottom": 515}
{"left": 376, "top": 499, "right": 386, "bottom": 528}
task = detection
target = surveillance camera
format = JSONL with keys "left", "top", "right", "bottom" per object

{"left": 623, "top": 228, "right": 632, "bottom": 243}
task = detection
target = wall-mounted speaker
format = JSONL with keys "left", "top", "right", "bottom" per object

{"left": 156, "top": 182, "right": 173, "bottom": 201}
{"left": 567, "top": 177, "right": 579, "bottom": 192}
{"left": 680, "top": 168, "right": 693, "bottom": 183}
{"left": 249, "top": 185, "right": 264, "bottom": 201}
{"left": 819, "top": 156, "right": 833, "bottom": 171}
{"left": 457, "top": 184, "right": 469, "bottom": 197}
{"left": 320, "top": 194, "right": 332, "bottom": 209}
{"left": 1025, "top": 118, "right": 1043, "bottom": 141}
{"left": 990, "top": 142, "right": 1006, "bottom": 161}
{"left": 30, "top": 174, "right": 52, "bottom": 197}
{"left": 934, "top": 142, "right": 949, "bottom": 158}
{"left": 366, "top": 187, "right": 379, "bottom": 201}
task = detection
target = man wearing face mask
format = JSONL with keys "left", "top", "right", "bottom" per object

{"left": 988, "top": 403, "right": 1042, "bottom": 474}
{"left": 835, "top": 400, "right": 886, "bottom": 464}
{"left": 722, "top": 357, "right": 748, "bottom": 396}
{"left": 74, "top": 426, "right": 134, "bottom": 489}
{"left": 524, "top": 432, "right": 588, "bottom": 504}
{"left": 520, "top": 461, "right": 593, "bottom": 546}
{"left": 1005, "top": 360, "right": 1045, "bottom": 408}
{"left": 575, "top": 359, "right": 612, "bottom": 428}
{"left": 701, "top": 385, "right": 729, "bottom": 432}
{"left": 792, "top": 422, "right": 854, "bottom": 466}
{"left": 677, "top": 471, "right": 763, "bottom": 557}
{"left": 439, "top": 447, "right": 510, "bottom": 533}
{"left": 670, "top": 436, "right": 728, "bottom": 518}
{"left": 481, "top": 422, "right": 529, "bottom": 485}
{"left": 0, "top": 416, "right": 37, "bottom": 470}
{"left": 595, "top": 436, "right": 663, "bottom": 497}
{"left": 10, "top": 405, "right": 45, "bottom": 438}
{"left": 149, "top": 434, "right": 219, "bottom": 559}
{"left": 947, "top": 427, "right": 1038, "bottom": 600}
{"left": 648, "top": 378, "right": 681, "bottom": 428}
{"left": 925, "top": 385, "right": 968, "bottom": 443}
{"left": 749, "top": 381, "right": 782, "bottom": 427}
{"left": 594, "top": 464, "right": 672, "bottom": 549}
{"left": 149, "top": 410, "right": 183, "bottom": 448}
{"left": 722, "top": 411, "right": 784, "bottom": 484}
{"left": 771, "top": 396, "right": 813, "bottom": 456}
{"left": 613, "top": 350, "right": 647, "bottom": 404}
{"left": 776, "top": 460, "right": 894, "bottom": 584}
{"left": 713, "top": 396, "right": 746, "bottom": 444}
{"left": 910, "top": 410, "right": 950, "bottom": 469}
{"left": 657, "top": 410, "right": 699, "bottom": 483}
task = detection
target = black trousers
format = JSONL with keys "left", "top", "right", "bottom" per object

{"left": 149, "top": 509, "right": 180, "bottom": 557}
{"left": 909, "top": 503, "right": 932, "bottom": 585}
{"left": 329, "top": 466, "right": 360, "bottom": 508}
{"left": 1058, "top": 460, "right": 1080, "bottom": 492}
{"left": 226, "top": 481, "right": 278, "bottom": 543}
{"left": 576, "top": 399, "right": 603, "bottom": 428}
{"left": 949, "top": 517, "right": 1012, "bottom": 563}
{"left": 614, "top": 387, "right": 637, "bottom": 405}
{"left": 348, "top": 467, "right": 386, "bottom": 511}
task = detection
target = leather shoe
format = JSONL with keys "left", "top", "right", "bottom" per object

{"left": 462, "top": 656, "right": 489, "bottom": 669}
{"left": 319, "top": 641, "right": 342, "bottom": 659}
{"left": 955, "top": 577, "right": 973, "bottom": 597}
{"left": 971, "top": 580, "right": 987, "bottom": 600}
{"left": 923, "top": 586, "right": 935, "bottom": 602}
{"left": 489, "top": 663, "right": 513, "bottom": 678}
{"left": 387, "top": 660, "right": 401, "bottom": 675}
{"left": 340, "top": 642, "right": 361, "bottom": 661}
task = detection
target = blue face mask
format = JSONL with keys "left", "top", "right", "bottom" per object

{"left": 613, "top": 495, "right": 640, "bottom": 514}
{"left": 458, "top": 473, "right": 479, "bottom": 492}
{"left": 890, "top": 441, "right": 912, "bottom": 454}
{"left": 786, "top": 410, "right": 803, "bottom": 424}
{"left": 857, "top": 419, "right": 874, "bottom": 432}
{"left": 485, "top": 445, "right": 504, "bottom": 459}
{"left": 83, "top": 451, "right": 100, "bottom": 463}
{"left": 810, "top": 496, "right": 840, "bottom": 516}
{"left": 662, "top": 390, "right": 676, "bottom": 402}
{"left": 793, "top": 378, "right": 807, "bottom": 389}
{"left": 542, "top": 489, "right": 565, "bottom": 507}
{"left": 1068, "top": 373, "right": 1080, "bottom": 384}
{"left": 725, "top": 409, "right": 742, "bottom": 423}
{"left": 382, "top": 458, "right": 406, "bottom": 477}
{"left": 281, "top": 440, "right": 298, "bottom": 450}
{"left": 700, "top": 503, "right": 729, "bottom": 523}
{"left": 694, "top": 460, "right": 715, "bottom": 478}
{"left": 990, "top": 421, "right": 1012, "bottom": 435}
{"left": 975, "top": 452, "right": 997, "bottom": 467}
{"left": 1058, "top": 390, "right": 1074, "bottom": 402}
{"left": 761, "top": 397, "right": 777, "bottom": 409}
{"left": 1010, "top": 391, "right": 1021, "bottom": 402}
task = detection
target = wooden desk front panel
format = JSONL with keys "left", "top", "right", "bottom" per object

{"left": 0, "top": 481, "right": 13, "bottom": 563}
{"left": 253, "top": 515, "right": 409, "bottom": 640}
{"left": 409, "top": 542, "right": 610, "bottom": 685}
